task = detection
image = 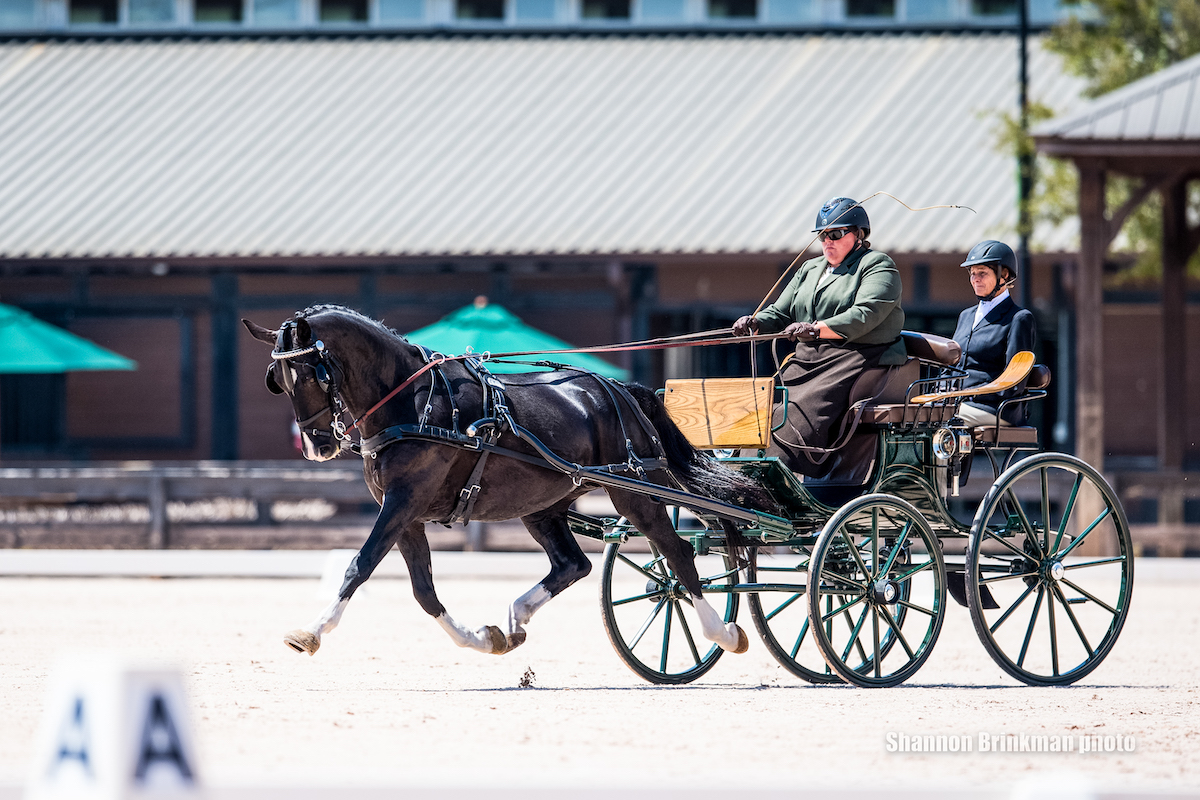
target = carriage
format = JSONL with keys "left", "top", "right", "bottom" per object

{"left": 249, "top": 308, "right": 1132, "bottom": 690}
{"left": 564, "top": 330, "right": 1133, "bottom": 688}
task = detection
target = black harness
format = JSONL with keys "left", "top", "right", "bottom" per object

{"left": 269, "top": 327, "right": 672, "bottom": 527}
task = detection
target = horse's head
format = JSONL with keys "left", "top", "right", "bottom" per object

{"left": 244, "top": 313, "right": 348, "bottom": 462}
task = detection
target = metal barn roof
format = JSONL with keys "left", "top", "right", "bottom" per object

{"left": 1033, "top": 51, "right": 1200, "bottom": 144}
{"left": 0, "top": 33, "right": 1084, "bottom": 260}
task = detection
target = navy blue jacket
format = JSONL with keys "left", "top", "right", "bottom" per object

{"left": 951, "top": 297, "right": 1036, "bottom": 425}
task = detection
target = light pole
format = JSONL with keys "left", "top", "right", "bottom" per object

{"left": 1018, "top": 0, "right": 1033, "bottom": 307}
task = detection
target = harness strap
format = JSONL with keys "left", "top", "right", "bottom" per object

{"left": 444, "top": 449, "right": 491, "bottom": 526}
{"left": 355, "top": 424, "right": 668, "bottom": 478}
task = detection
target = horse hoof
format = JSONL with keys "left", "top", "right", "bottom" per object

{"left": 485, "top": 625, "right": 509, "bottom": 655}
{"left": 505, "top": 630, "right": 527, "bottom": 651}
{"left": 284, "top": 629, "right": 320, "bottom": 656}
{"left": 730, "top": 625, "right": 750, "bottom": 654}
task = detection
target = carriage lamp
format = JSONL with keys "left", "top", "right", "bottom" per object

{"left": 931, "top": 427, "right": 957, "bottom": 462}
{"left": 957, "top": 430, "right": 974, "bottom": 455}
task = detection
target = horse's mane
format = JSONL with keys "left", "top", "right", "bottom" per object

{"left": 296, "top": 304, "right": 408, "bottom": 344}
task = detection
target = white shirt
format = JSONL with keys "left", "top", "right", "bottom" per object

{"left": 973, "top": 289, "right": 1010, "bottom": 328}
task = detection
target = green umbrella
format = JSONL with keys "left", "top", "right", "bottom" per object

{"left": 407, "top": 298, "right": 628, "bottom": 380}
{"left": 0, "top": 302, "right": 137, "bottom": 373}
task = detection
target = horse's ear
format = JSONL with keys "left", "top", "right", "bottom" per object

{"left": 243, "top": 319, "right": 278, "bottom": 345}
{"left": 295, "top": 318, "right": 312, "bottom": 345}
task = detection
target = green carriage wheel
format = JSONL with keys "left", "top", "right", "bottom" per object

{"left": 599, "top": 508, "right": 740, "bottom": 684}
{"left": 807, "top": 494, "right": 946, "bottom": 688}
{"left": 747, "top": 545, "right": 842, "bottom": 684}
{"left": 966, "top": 453, "right": 1134, "bottom": 686}
{"left": 748, "top": 543, "right": 911, "bottom": 684}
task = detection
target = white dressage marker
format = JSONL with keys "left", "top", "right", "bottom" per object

{"left": 26, "top": 656, "right": 201, "bottom": 800}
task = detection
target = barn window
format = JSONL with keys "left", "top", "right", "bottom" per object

{"left": 69, "top": 0, "right": 117, "bottom": 23}
{"left": 582, "top": 0, "right": 628, "bottom": 18}
{"left": 0, "top": 375, "right": 64, "bottom": 453}
{"left": 708, "top": 0, "right": 755, "bottom": 17}
{"left": 846, "top": 0, "right": 893, "bottom": 16}
{"left": 194, "top": 0, "right": 242, "bottom": 21}
{"left": 320, "top": 0, "right": 367, "bottom": 21}
{"left": 456, "top": 0, "right": 503, "bottom": 18}
{"left": 972, "top": 0, "right": 1015, "bottom": 13}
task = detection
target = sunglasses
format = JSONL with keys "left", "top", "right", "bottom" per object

{"left": 818, "top": 228, "right": 854, "bottom": 242}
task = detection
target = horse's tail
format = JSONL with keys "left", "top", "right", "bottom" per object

{"left": 624, "top": 384, "right": 783, "bottom": 560}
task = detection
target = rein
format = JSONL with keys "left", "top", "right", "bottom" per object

{"left": 337, "top": 329, "right": 792, "bottom": 435}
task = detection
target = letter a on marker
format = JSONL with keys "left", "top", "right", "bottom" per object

{"left": 134, "top": 695, "right": 194, "bottom": 783}
{"left": 51, "top": 697, "right": 91, "bottom": 778}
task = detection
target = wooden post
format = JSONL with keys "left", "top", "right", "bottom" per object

{"left": 1159, "top": 178, "right": 1189, "bottom": 535}
{"left": 148, "top": 474, "right": 168, "bottom": 549}
{"left": 1075, "top": 163, "right": 1109, "bottom": 556}
{"left": 465, "top": 520, "right": 487, "bottom": 552}
{"left": 1075, "top": 162, "right": 1106, "bottom": 474}
{"left": 1160, "top": 178, "right": 1188, "bottom": 474}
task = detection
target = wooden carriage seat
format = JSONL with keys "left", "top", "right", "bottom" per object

{"left": 852, "top": 331, "right": 963, "bottom": 426}
{"left": 972, "top": 364, "right": 1051, "bottom": 445}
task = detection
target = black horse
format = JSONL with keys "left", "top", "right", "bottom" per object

{"left": 244, "top": 305, "right": 773, "bottom": 659}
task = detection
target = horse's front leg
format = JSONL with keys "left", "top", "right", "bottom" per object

{"left": 283, "top": 491, "right": 411, "bottom": 656}
{"left": 396, "top": 522, "right": 509, "bottom": 655}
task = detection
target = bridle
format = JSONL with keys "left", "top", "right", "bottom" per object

{"left": 267, "top": 325, "right": 351, "bottom": 452}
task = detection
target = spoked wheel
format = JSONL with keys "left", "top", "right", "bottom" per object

{"left": 599, "top": 508, "right": 740, "bottom": 684}
{"left": 807, "top": 494, "right": 946, "bottom": 688}
{"left": 747, "top": 544, "right": 842, "bottom": 684}
{"left": 967, "top": 453, "right": 1133, "bottom": 686}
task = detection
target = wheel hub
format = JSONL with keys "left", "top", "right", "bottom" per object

{"left": 1048, "top": 561, "right": 1065, "bottom": 582}
{"left": 871, "top": 579, "right": 900, "bottom": 604}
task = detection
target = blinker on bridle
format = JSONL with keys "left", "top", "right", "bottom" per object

{"left": 268, "top": 330, "right": 349, "bottom": 445}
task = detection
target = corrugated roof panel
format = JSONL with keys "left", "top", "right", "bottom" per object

{"left": 0, "top": 34, "right": 1085, "bottom": 260}
{"left": 1034, "top": 52, "right": 1200, "bottom": 142}
{"left": 1153, "top": 78, "right": 1193, "bottom": 138}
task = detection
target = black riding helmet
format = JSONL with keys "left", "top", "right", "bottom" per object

{"left": 961, "top": 240, "right": 1017, "bottom": 300}
{"left": 961, "top": 240, "right": 1017, "bottom": 279}
{"left": 812, "top": 196, "right": 870, "bottom": 237}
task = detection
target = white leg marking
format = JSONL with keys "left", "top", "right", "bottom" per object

{"left": 507, "top": 584, "right": 551, "bottom": 639}
{"left": 690, "top": 593, "right": 741, "bottom": 651}
{"left": 435, "top": 613, "right": 501, "bottom": 653}
{"left": 302, "top": 597, "right": 349, "bottom": 642}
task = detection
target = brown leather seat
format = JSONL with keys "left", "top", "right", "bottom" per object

{"left": 848, "top": 332, "right": 962, "bottom": 427}
{"left": 900, "top": 330, "right": 962, "bottom": 366}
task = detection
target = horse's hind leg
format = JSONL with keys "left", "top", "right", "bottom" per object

{"left": 606, "top": 490, "right": 749, "bottom": 654}
{"left": 506, "top": 503, "right": 594, "bottom": 651}
{"left": 396, "top": 522, "right": 508, "bottom": 655}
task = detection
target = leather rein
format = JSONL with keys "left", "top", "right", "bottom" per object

{"left": 272, "top": 327, "right": 791, "bottom": 445}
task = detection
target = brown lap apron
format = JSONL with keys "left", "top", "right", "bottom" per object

{"left": 766, "top": 339, "right": 892, "bottom": 478}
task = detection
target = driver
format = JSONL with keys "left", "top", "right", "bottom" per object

{"left": 731, "top": 197, "right": 905, "bottom": 477}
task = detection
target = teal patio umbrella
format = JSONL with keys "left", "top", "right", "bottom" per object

{"left": 0, "top": 303, "right": 136, "bottom": 373}
{"left": 407, "top": 298, "right": 628, "bottom": 380}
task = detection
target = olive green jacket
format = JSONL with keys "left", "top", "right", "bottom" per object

{"left": 754, "top": 247, "right": 907, "bottom": 365}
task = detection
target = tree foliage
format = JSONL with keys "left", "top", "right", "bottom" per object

{"left": 1003, "top": 0, "right": 1200, "bottom": 284}
{"left": 1046, "top": 0, "right": 1200, "bottom": 98}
